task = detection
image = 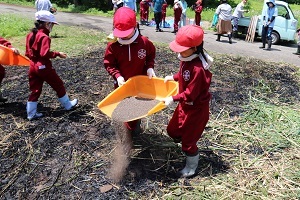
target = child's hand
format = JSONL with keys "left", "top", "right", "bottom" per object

{"left": 164, "top": 75, "right": 174, "bottom": 83}
{"left": 147, "top": 68, "right": 156, "bottom": 79}
{"left": 117, "top": 76, "right": 125, "bottom": 86}
{"left": 11, "top": 48, "right": 19, "bottom": 55}
{"left": 59, "top": 52, "right": 67, "bottom": 58}
{"left": 162, "top": 96, "right": 174, "bottom": 106}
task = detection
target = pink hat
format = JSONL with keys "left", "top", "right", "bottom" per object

{"left": 169, "top": 25, "right": 204, "bottom": 53}
{"left": 113, "top": 7, "right": 136, "bottom": 38}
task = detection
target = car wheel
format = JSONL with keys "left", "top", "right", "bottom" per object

{"left": 271, "top": 31, "right": 280, "bottom": 45}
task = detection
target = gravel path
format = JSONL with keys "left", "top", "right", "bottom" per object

{"left": 1, "top": 3, "right": 299, "bottom": 66}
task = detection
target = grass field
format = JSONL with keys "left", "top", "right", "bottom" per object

{"left": 0, "top": 9, "right": 299, "bottom": 200}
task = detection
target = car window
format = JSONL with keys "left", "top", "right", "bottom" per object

{"left": 277, "top": 5, "right": 289, "bottom": 19}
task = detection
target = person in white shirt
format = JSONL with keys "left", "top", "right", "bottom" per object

{"left": 123, "top": 0, "right": 137, "bottom": 12}
{"left": 215, "top": 0, "right": 233, "bottom": 44}
{"left": 232, "top": 0, "right": 248, "bottom": 37}
{"left": 179, "top": 0, "right": 188, "bottom": 27}
{"left": 35, "top": 0, "right": 55, "bottom": 13}
{"left": 112, "top": 0, "right": 124, "bottom": 12}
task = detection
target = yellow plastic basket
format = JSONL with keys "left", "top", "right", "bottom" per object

{"left": 98, "top": 75, "right": 178, "bottom": 122}
{"left": 0, "top": 45, "right": 30, "bottom": 66}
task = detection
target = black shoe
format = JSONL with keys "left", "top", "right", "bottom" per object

{"left": 171, "top": 30, "right": 177, "bottom": 33}
{"left": 216, "top": 38, "right": 220, "bottom": 41}
{"left": 229, "top": 39, "right": 232, "bottom": 44}
{"left": 259, "top": 45, "right": 265, "bottom": 49}
{"left": 158, "top": 29, "right": 163, "bottom": 32}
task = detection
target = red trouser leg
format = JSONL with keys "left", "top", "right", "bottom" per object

{"left": 167, "top": 103, "right": 209, "bottom": 155}
{"left": 174, "top": 17, "right": 180, "bottom": 31}
{"left": 143, "top": 11, "right": 148, "bottom": 21}
{"left": 140, "top": 11, "right": 143, "bottom": 21}
{"left": 28, "top": 66, "right": 66, "bottom": 101}
{"left": 195, "top": 13, "right": 201, "bottom": 26}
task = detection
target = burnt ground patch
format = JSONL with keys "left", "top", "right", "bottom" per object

{"left": 0, "top": 46, "right": 299, "bottom": 199}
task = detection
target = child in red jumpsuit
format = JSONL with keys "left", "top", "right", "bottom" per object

{"left": 0, "top": 37, "right": 20, "bottom": 102}
{"left": 140, "top": 0, "right": 150, "bottom": 25}
{"left": 25, "top": 10, "right": 78, "bottom": 120}
{"left": 163, "top": 25, "right": 212, "bottom": 178}
{"left": 161, "top": 2, "right": 168, "bottom": 28}
{"left": 172, "top": 0, "right": 182, "bottom": 34}
{"left": 193, "top": 0, "right": 203, "bottom": 26}
{"left": 104, "top": 7, "right": 156, "bottom": 134}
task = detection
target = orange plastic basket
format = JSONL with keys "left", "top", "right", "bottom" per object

{"left": 0, "top": 45, "right": 30, "bottom": 66}
{"left": 98, "top": 75, "right": 178, "bottom": 122}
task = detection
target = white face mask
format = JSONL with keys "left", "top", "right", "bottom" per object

{"left": 117, "top": 29, "right": 139, "bottom": 45}
{"left": 178, "top": 53, "right": 198, "bottom": 61}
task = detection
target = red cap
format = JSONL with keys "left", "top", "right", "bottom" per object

{"left": 169, "top": 25, "right": 204, "bottom": 53}
{"left": 113, "top": 7, "right": 136, "bottom": 38}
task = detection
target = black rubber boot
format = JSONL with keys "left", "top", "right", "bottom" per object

{"left": 228, "top": 33, "right": 232, "bottom": 44}
{"left": 266, "top": 40, "right": 272, "bottom": 50}
{"left": 216, "top": 34, "right": 221, "bottom": 41}
{"left": 259, "top": 42, "right": 265, "bottom": 49}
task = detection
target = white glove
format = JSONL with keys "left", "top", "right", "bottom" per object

{"left": 10, "top": 48, "right": 19, "bottom": 55}
{"left": 164, "top": 75, "right": 174, "bottom": 83}
{"left": 147, "top": 68, "right": 156, "bottom": 79}
{"left": 117, "top": 76, "right": 125, "bottom": 86}
{"left": 163, "top": 96, "right": 174, "bottom": 106}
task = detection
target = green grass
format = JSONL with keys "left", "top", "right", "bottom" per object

{"left": 50, "top": 26, "right": 106, "bottom": 57}
{"left": 0, "top": 13, "right": 106, "bottom": 57}
{"left": 158, "top": 99, "right": 300, "bottom": 199}
{"left": 0, "top": 13, "right": 32, "bottom": 49}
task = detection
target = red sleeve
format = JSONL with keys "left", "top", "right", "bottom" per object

{"left": 40, "top": 36, "right": 60, "bottom": 58}
{"left": 0, "top": 37, "right": 13, "bottom": 48}
{"left": 104, "top": 42, "right": 122, "bottom": 79}
{"left": 25, "top": 33, "right": 32, "bottom": 58}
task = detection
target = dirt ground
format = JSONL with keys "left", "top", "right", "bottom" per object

{"left": 0, "top": 45, "right": 299, "bottom": 199}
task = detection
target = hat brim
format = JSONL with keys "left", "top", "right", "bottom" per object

{"left": 113, "top": 27, "right": 134, "bottom": 38}
{"left": 169, "top": 40, "right": 190, "bottom": 53}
